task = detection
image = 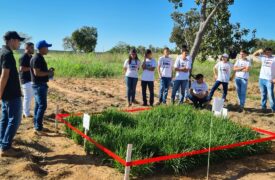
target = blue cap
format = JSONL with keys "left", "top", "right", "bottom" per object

{"left": 36, "top": 40, "right": 52, "bottom": 49}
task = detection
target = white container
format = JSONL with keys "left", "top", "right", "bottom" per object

{"left": 212, "top": 97, "right": 224, "bottom": 112}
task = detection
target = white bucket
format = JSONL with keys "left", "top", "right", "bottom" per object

{"left": 212, "top": 97, "right": 224, "bottom": 112}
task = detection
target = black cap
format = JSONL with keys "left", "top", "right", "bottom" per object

{"left": 3, "top": 31, "right": 25, "bottom": 41}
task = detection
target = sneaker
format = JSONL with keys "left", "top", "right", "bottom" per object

{"left": 33, "top": 130, "right": 47, "bottom": 136}
{"left": 261, "top": 108, "right": 268, "bottom": 113}
{"left": 132, "top": 100, "right": 139, "bottom": 104}
{"left": 23, "top": 114, "right": 33, "bottom": 118}
{"left": 0, "top": 147, "right": 23, "bottom": 158}
{"left": 238, "top": 107, "right": 244, "bottom": 113}
{"left": 142, "top": 103, "right": 148, "bottom": 106}
{"left": 155, "top": 102, "right": 162, "bottom": 106}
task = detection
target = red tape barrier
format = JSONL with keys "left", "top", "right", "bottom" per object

{"left": 56, "top": 109, "right": 275, "bottom": 167}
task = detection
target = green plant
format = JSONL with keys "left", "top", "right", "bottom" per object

{"left": 64, "top": 105, "right": 271, "bottom": 176}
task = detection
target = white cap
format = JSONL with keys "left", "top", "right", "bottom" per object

{"left": 222, "top": 53, "right": 229, "bottom": 58}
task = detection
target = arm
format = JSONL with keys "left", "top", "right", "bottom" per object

{"left": 0, "top": 69, "right": 10, "bottom": 99}
{"left": 213, "top": 66, "right": 218, "bottom": 80}
{"left": 20, "top": 66, "right": 31, "bottom": 72}
{"left": 241, "top": 66, "right": 250, "bottom": 72}
{"left": 142, "top": 60, "right": 146, "bottom": 70}
{"left": 253, "top": 49, "right": 263, "bottom": 57}
{"left": 157, "top": 64, "right": 162, "bottom": 78}
{"left": 33, "top": 68, "right": 50, "bottom": 77}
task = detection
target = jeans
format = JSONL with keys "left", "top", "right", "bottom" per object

{"left": 208, "top": 81, "right": 229, "bottom": 100}
{"left": 22, "top": 82, "right": 34, "bottom": 116}
{"left": 184, "top": 82, "right": 190, "bottom": 100}
{"left": 259, "top": 79, "right": 275, "bottom": 111}
{"left": 188, "top": 94, "right": 208, "bottom": 107}
{"left": 141, "top": 81, "right": 154, "bottom": 105}
{"left": 235, "top": 78, "right": 248, "bottom": 108}
{"left": 125, "top": 77, "right": 138, "bottom": 104}
{"left": 0, "top": 97, "right": 22, "bottom": 150}
{"left": 159, "top": 77, "right": 172, "bottom": 104}
{"left": 171, "top": 80, "right": 188, "bottom": 104}
{"left": 32, "top": 83, "right": 48, "bottom": 131}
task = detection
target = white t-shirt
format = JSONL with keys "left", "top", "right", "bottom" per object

{"left": 158, "top": 56, "right": 173, "bottom": 78}
{"left": 124, "top": 59, "right": 140, "bottom": 78}
{"left": 215, "top": 61, "right": 233, "bottom": 83}
{"left": 141, "top": 58, "right": 156, "bottom": 81}
{"left": 259, "top": 56, "right": 275, "bottom": 81}
{"left": 191, "top": 80, "right": 208, "bottom": 95}
{"left": 174, "top": 55, "right": 192, "bottom": 80}
{"left": 234, "top": 59, "right": 251, "bottom": 80}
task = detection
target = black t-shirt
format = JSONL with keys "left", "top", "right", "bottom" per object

{"left": 19, "top": 53, "right": 32, "bottom": 84}
{"left": 30, "top": 53, "right": 49, "bottom": 83}
{"left": 0, "top": 45, "right": 22, "bottom": 100}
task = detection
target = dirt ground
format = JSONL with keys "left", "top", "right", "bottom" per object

{"left": 0, "top": 77, "right": 274, "bottom": 180}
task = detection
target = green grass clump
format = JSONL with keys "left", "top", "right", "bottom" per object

{"left": 64, "top": 105, "right": 271, "bottom": 176}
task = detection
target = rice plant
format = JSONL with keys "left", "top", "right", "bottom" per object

{"left": 64, "top": 105, "right": 271, "bottom": 176}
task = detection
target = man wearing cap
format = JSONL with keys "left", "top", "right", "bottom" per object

{"left": 19, "top": 42, "right": 35, "bottom": 118}
{"left": 30, "top": 40, "right": 54, "bottom": 135}
{"left": 0, "top": 31, "right": 25, "bottom": 157}
{"left": 208, "top": 53, "right": 234, "bottom": 101}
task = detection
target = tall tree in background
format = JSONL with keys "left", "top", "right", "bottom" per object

{"left": 63, "top": 26, "right": 98, "bottom": 53}
{"left": 169, "top": 0, "right": 234, "bottom": 62}
{"left": 169, "top": 0, "right": 256, "bottom": 62}
{"left": 63, "top": 36, "right": 77, "bottom": 52}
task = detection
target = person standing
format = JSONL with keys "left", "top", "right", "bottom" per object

{"left": 123, "top": 49, "right": 140, "bottom": 107}
{"left": 141, "top": 49, "right": 156, "bottom": 106}
{"left": 233, "top": 50, "right": 251, "bottom": 112}
{"left": 30, "top": 40, "right": 54, "bottom": 134}
{"left": 19, "top": 42, "right": 34, "bottom": 118}
{"left": 208, "top": 53, "right": 233, "bottom": 101}
{"left": 171, "top": 47, "right": 191, "bottom": 104}
{"left": 253, "top": 48, "right": 275, "bottom": 113}
{"left": 0, "top": 31, "right": 25, "bottom": 157}
{"left": 157, "top": 47, "right": 173, "bottom": 105}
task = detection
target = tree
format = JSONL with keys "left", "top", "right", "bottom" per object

{"left": 63, "top": 26, "right": 97, "bottom": 53}
{"left": 63, "top": 36, "right": 77, "bottom": 52}
{"left": 169, "top": 0, "right": 234, "bottom": 62}
{"left": 254, "top": 38, "right": 275, "bottom": 52}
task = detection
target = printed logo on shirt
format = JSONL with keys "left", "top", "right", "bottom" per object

{"left": 263, "top": 59, "right": 273, "bottom": 67}
{"left": 163, "top": 61, "right": 171, "bottom": 68}
{"left": 130, "top": 64, "right": 138, "bottom": 70}
{"left": 145, "top": 62, "right": 152, "bottom": 69}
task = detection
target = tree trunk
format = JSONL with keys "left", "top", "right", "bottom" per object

{"left": 189, "top": 0, "right": 225, "bottom": 77}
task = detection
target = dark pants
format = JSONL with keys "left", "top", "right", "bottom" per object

{"left": 159, "top": 77, "right": 172, "bottom": 104}
{"left": 141, "top": 81, "right": 154, "bottom": 106}
{"left": 188, "top": 94, "right": 208, "bottom": 108}
{"left": 32, "top": 83, "right": 48, "bottom": 131}
{"left": 208, "top": 81, "right": 228, "bottom": 100}
{"left": 125, "top": 77, "right": 138, "bottom": 104}
{"left": 0, "top": 97, "right": 22, "bottom": 150}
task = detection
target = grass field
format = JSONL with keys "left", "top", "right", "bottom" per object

{"left": 14, "top": 52, "right": 261, "bottom": 81}
{"left": 64, "top": 105, "right": 271, "bottom": 176}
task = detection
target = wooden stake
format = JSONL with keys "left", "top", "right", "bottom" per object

{"left": 124, "top": 144, "right": 133, "bottom": 180}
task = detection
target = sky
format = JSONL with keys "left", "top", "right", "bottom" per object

{"left": 0, "top": 0, "right": 274, "bottom": 52}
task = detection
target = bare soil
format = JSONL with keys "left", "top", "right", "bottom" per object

{"left": 0, "top": 77, "right": 274, "bottom": 180}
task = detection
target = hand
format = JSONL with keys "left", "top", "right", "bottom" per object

{"left": 272, "top": 79, "right": 275, "bottom": 84}
{"left": 214, "top": 75, "right": 217, "bottom": 80}
{"left": 48, "top": 70, "right": 54, "bottom": 78}
{"left": 258, "top": 49, "right": 264, "bottom": 54}
{"left": 49, "top": 67, "right": 55, "bottom": 72}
